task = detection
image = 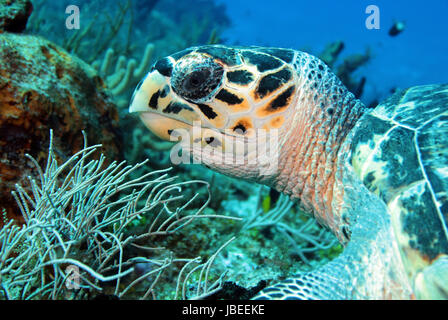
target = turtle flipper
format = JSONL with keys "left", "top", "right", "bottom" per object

{"left": 414, "top": 255, "right": 448, "bottom": 299}
{"left": 252, "top": 166, "right": 415, "bottom": 300}
{"left": 252, "top": 260, "right": 353, "bottom": 299}
{"left": 252, "top": 229, "right": 409, "bottom": 300}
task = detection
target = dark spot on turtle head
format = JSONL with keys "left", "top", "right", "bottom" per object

{"left": 266, "top": 85, "right": 295, "bottom": 111}
{"left": 256, "top": 68, "right": 292, "bottom": 99}
{"left": 226, "top": 70, "right": 254, "bottom": 85}
{"left": 196, "top": 46, "right": 241, "bottom": 66}
{"left": 196, "top": 103, "right": 218, "bottom": 119}
{"left": 215, "top": 89, "right": 244, "bottom": 105}
{"left": 318, "top": 64, "right": 324, "bottom": 71}
{"left": 256, "top": 48, "right": 295, "bottom": 63}
{"left": 160, "top": 85, "right": 170, "bottom": 98}
{"left": 149, "top": 90, "right": 160, "bottom": 109}
{"left": 154, "top": 58, "right": 173, "bottom": 77}
{"left": 327, "top": 107, "right": 334, "bottom": 116}
{"left": 233, "top": 124, "right": 247, "bottom": 134}
{"left": 241, "top": 51, "right": 283, "bottom": 72}
{"left": 162, "top": 101, "right": 194, "bottom": 114}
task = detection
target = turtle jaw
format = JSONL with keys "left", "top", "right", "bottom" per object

{"left": 136, "top": 112, "right": 194, "bottom": 141}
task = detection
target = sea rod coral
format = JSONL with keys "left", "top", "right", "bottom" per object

{"left": 0, "top": 130, "right": 239, "bottom": 300}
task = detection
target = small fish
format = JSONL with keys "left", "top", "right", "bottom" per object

{"left": 389, "top": 21, "right": 406, "bottom": 37}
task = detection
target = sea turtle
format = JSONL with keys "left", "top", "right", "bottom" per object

{"left": 129, "top": 45, "right": 448, "bottom": 299}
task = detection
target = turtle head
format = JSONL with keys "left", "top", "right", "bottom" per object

{"left": 130, "top": 45, "right": 368, "bottom": 230}
{"left": 130, "top": 45, "right": 299, "bottom": 181}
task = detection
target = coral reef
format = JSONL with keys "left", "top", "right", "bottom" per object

{"left": 0, "top": 0, "right": 32, "bottom": 33}
{"left": 0, "top": 131, "right": 238, "bottom": 299}
{"left": 92, "top": 43, "right": 155, "bottom": 111}
{"left": 0, "top": 32, "right": 122, "bottom": 223}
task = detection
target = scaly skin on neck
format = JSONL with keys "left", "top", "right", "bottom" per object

{"left": 256, "top": 52, "right": 412, "bottom": 299}
{"left": 273, "top": 52, "right": 366, "bottom": 242}
{"left": 254, "top": 53, "right": 412, "bottom": 298}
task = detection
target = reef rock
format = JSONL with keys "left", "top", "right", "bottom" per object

{"left": 0, "top": 0, "right": 33, "bottom": 33}
{"left": 0, "top": 33, "right": 122, "bottom": 222}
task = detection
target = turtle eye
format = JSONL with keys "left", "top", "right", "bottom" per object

{"left": 183, "top": 69, "right": 210, "bottom": 91}
{"left": 171, "top": 56, "right": 224, "bottom": 102}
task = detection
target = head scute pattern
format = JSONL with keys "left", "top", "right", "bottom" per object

{"left": 157, "top": 45, "right": 298, "bottom": 133}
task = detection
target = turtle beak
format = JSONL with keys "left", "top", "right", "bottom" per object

{"left": 129, "top": 70, "right": 200, "bottom": 141}
{"left": 129, "top": 70, "right": 165, "bottom": 113}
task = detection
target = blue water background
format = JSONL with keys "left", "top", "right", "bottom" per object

{"left": 216, "top": 0, "right": 448, "bottom": 103}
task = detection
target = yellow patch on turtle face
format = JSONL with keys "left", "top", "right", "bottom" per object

{"left": 262, "top": 116, "right": 285, "bottom": 130}
{"left": 229, "top": 99, "right": 251, "bottom": 113}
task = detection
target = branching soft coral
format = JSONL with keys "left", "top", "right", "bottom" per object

{"left": 0, "top": 130, "right": 239, "bottom": 300}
